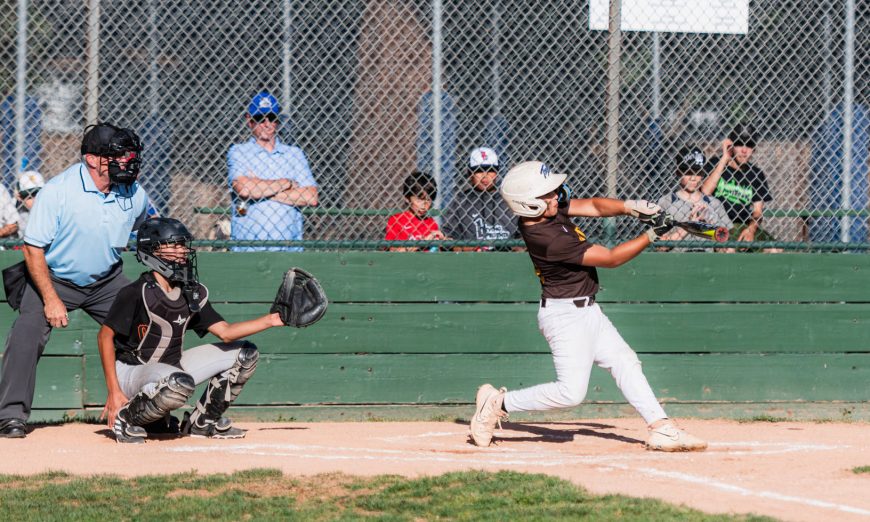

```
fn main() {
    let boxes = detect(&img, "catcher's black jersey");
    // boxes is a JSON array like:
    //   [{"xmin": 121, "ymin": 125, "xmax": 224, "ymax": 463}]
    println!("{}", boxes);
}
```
[
  {"xmin": 104, "ymin": 272, "xmax": 224, "ymax": 367},
  {"xmin": 519, "ymin": 205, "xmax": 600, "ymax": 299}
]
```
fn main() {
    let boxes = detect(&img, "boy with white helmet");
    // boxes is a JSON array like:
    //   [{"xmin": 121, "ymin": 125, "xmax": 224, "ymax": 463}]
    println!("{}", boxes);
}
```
[
  {"xmin": 15, "ymin": 171, "xmax": 45, "ymax": 238},
  {"xmin": 0, "ymin": 184, "xmax": 19, "ymax": 243},
  {"xmin": 471, "ymin": 160, "xmax": 706, "ymax": 452}
]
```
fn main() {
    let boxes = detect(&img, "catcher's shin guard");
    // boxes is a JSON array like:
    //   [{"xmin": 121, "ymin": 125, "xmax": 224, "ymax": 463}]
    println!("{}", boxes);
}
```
[
  {"xmin": 123, "ymin": 372, "xmax": 196, "ymax": 427},
  {"xmin": 114, "ymin": 372, "xmax": 195, "ymax": 443},
  {"xmin": 183, "ymin": 342, "xmax": 259, "ymax": 438}
]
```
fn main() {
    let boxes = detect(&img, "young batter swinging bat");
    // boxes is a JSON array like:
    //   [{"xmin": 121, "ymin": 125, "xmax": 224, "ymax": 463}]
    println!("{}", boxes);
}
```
[{"xmin": 668, "ymin": 218, "xmax": 729, "ymax": 242}]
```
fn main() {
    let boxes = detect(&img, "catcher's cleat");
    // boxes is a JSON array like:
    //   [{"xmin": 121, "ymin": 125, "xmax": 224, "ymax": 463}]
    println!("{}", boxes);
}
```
[
  {"xmin": 646, "ymin": 423, "xmax": 707, "ymax": 452},
  {"xmin": 114, "ymin": 407, "xmax": 147, "ymax": 444},
  {"xmin": 470, "ymin": 383, "xmax": 508, "ymax": 447},
  {"xmin": 181, "ymin": 412, "xmax": 247, "ymax": 439}
]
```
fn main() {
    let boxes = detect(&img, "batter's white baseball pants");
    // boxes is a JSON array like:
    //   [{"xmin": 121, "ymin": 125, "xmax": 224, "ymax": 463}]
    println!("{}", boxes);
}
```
[{"xmin": 503, "ymin": 298, "xmax": 668, "ymax": 425}]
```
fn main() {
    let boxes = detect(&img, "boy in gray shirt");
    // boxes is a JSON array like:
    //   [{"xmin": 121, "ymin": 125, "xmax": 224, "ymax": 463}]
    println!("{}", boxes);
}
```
[
  {"xmin": 442, "ymin": 147, "xmax": 518, "ymax": 251},
  {"xmin": 656, "ymin": 147, "xmax": 731, "ymax": 250}
]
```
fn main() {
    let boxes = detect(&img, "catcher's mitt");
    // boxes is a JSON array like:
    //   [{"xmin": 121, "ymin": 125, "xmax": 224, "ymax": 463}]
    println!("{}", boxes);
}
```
[{"xmin": 270, "ymin": 267, "xmax": 328, "ymax": 327}]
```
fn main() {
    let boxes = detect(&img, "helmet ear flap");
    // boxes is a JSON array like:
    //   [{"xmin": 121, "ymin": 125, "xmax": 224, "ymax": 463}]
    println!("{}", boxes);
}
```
[{"xmin": 524, "ymin": 197, "xmax": 548, "ymax": 217}]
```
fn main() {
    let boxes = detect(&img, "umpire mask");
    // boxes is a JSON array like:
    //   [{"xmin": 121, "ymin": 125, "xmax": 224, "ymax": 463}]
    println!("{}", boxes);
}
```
[
  {"xmin": 82, "ymin": 124, "xmax": 143, "ymax": 186},
  {"xmin": 136, "ymin": 218, "xmax": 201, "ymax": 311}
]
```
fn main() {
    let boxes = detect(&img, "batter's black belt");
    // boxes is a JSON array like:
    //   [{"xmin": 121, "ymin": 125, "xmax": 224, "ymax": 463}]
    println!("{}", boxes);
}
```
[{"xmin": 540, "ymin": 295, "xmax": 596, "ymax": 308}]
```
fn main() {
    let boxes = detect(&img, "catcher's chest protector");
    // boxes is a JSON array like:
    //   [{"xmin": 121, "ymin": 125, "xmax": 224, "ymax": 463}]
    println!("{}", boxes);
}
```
[{"xmin": 136, "ymin": 278, "xmax": 209, "ymax": 366}]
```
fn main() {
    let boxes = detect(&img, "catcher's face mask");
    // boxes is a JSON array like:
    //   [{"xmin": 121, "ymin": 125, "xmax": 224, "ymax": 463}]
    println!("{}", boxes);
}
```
[{"xmin": 146, "ymin": 239, "xmax": 198, "ymax": 285}]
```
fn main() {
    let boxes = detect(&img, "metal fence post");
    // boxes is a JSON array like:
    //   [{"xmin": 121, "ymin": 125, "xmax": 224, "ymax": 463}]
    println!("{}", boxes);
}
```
[
  {"xmin": 431, "ymin": 0, "xmax": 444, "ymax": 212},
  {"xmin": 14, "ymin": 0, "xmax": 28, "ymax": 176},
  {"xmin": 840, "ymin": 0, "xmax": 856, "ymax": 242},
  {"xmin": 85, "ymin": 0, "xmax": 100, "ymax": 125},
  {"xmin": 604, "ymin": 0, "xmax": 623, "ymax": 244}
]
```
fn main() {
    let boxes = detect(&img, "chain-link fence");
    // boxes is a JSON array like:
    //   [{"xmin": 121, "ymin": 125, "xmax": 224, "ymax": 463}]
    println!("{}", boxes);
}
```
[{"xmin": 1, "ymin": 0, "xmax": 868, "ymax": 250}]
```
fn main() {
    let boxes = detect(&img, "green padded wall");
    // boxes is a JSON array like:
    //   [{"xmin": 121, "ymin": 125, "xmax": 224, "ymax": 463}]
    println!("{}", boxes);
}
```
[{"xmin": 0, "ymin": 251, "xmax": 867, "ymax": 420}]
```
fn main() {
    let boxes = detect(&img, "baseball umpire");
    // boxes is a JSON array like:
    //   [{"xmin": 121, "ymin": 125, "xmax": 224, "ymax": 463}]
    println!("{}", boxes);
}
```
[
  {"xmin": 99, "ymin": 217, "xmax": 326, "ymax": 443},
  {"xmin": 0, "ymin": 123, "xmax": 149, "ymax": 438},
  {"xmin": 470, "ymin": 161, "xmax": 707, "ymax": 452}
]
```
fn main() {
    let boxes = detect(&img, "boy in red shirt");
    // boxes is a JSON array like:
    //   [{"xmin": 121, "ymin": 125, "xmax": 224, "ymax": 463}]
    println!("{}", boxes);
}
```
[{"xmin": 385, "ymin": 171, "xmax": 445, "ymax": 252}]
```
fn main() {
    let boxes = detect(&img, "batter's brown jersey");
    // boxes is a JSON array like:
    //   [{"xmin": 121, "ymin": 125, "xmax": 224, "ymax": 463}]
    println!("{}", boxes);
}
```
[{"xmin": 518, "ymin": 205, "xmax": 600, "ymax": 298}]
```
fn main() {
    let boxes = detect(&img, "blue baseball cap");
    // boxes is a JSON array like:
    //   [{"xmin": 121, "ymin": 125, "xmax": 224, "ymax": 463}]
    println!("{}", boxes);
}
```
[{"xmin": 248, "ymin": 92, "xmax": 281, "ymax": 116}]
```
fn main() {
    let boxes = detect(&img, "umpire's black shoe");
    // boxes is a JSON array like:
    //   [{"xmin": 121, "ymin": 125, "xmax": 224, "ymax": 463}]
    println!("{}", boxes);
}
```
[{"xmin": 0, "ymin": 418, "xmax": 27, "ymax": 438}]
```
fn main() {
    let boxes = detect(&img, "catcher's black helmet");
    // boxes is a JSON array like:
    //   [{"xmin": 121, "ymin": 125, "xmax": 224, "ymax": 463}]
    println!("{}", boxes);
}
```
[{"xmin": 135, "ymin": 217, "xmax": 198, "ymax": 286}]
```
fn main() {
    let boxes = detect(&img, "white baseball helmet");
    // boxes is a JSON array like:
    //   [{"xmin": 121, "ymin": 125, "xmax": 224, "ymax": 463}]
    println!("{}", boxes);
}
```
[{"xmin": 499, "ymin": 161, "xmax": 567, "ymax": 217}]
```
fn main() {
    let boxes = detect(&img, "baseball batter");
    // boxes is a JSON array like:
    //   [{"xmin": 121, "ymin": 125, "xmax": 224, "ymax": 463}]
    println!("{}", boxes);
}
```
[{"xmin": 470, "ymin": 161, "xmax": 706, "ymax": 452}]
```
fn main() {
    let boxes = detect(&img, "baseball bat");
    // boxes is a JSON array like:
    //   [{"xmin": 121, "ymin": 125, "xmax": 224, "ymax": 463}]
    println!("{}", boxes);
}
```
[{"xmin": 669, "ymin": 219, "xmax": 729, "ymax": 243}]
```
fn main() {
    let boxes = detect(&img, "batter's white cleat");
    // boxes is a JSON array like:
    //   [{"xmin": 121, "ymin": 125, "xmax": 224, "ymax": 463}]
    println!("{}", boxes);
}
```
[
  {"xmin": 470, "ymin": 384, "xmax": 508, "ymax": 447},
  {"xmin": 646, "ymin": 423, "xmax": 707, "ymax": 452}
]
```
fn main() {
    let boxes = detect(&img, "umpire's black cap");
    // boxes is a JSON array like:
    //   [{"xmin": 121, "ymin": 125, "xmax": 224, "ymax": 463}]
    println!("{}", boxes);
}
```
[{"xmin": 81, "ymin": 123, "xmax": 141, "ymax": 157}]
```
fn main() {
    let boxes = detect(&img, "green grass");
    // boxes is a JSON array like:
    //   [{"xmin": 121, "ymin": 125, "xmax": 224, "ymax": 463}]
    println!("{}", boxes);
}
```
[
  {"xmin": 736, "ymin": 415, "xmax": 791, "ymax": 424},
  {"xmin": 853, "ymin": 466, "xmax": 870, "ymax": 475},
  {"xmin": 0, "ymin": 469, "xmax": 773, "ymax": 521}
]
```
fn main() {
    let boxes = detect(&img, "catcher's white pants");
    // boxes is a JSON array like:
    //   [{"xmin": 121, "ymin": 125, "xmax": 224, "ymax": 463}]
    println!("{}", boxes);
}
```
[
  {"xmin": 503, "ymin": 299, "xmax": 668, "ymax": 425},
  {"xmin": 115, "ymin": 342, "xmax": 247, "ymax": 398}
]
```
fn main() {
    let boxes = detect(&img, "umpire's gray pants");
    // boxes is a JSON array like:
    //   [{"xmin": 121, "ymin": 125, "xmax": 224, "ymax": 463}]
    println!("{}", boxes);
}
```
[{"xmin": 0, "ymin": 265, "xmax": 130, "ymax": 421}]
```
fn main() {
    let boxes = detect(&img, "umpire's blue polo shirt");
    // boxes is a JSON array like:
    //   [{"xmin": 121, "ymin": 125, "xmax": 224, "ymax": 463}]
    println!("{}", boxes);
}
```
[{"xmin": 24, "ymin": 162, "xmax": 148, "ymax": 287}]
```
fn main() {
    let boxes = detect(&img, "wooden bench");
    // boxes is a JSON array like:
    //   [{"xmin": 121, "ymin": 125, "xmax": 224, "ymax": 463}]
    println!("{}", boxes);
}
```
[{"xmin": 1, "ymin": 251, "xmax": 867, "ymax": 421}]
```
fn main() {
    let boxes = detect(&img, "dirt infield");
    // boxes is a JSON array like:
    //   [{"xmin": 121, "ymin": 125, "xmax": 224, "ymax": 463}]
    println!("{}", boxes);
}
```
[{"xmin": 1, "ymin": 418, "xmax": 868, "ymax": 521}]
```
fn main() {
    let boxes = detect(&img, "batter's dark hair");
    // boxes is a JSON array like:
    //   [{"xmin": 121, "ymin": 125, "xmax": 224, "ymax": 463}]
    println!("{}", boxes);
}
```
[{"xmin": 402, "ymin": 171, "xmax": 438, "ymax": 200}]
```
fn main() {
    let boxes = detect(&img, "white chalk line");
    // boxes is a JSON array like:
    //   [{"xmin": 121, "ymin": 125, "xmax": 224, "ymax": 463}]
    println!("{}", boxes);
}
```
[
  {"xmin": 371, "ymin": 431, "xmax": 462, "ymax": 442},
  {"xmin": 166, "ymin": 438, "xmax": 869, "ymax": 518},
  {"xmin": 603, "ymin": 463, "xmax": 870, "ymax": 517},
  {"xmin": 709, "ymin": 441, "xmax": 851, "ymax": 456},
  {"xmin": 167, "ymin": 442, "xmax": 594, "ymax": 467}
]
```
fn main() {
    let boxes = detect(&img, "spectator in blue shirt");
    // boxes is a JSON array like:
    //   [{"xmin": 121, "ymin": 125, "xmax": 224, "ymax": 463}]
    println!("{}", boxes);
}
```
[
  {"xmin": 227, "ymin": 92, "xmax": 318, "ymax": 251},
  {"xmin": 0, "ymin": 123, "xmax": 149, "ymax": 438}
]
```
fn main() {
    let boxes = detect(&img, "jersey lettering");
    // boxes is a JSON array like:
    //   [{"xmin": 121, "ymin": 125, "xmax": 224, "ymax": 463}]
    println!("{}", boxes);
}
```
[{"xmin": 715, "ymin": 178, "xmax": 754, "ymax": 205}]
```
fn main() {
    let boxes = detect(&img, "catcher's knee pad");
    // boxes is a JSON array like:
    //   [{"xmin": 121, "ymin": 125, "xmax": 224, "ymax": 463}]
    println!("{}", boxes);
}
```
[
  {"xmin": 234, "ymin": 341, "xmax": 259, "ymax": 385},
  {"xmin": 125, "ymin": 372, "xmax": 195, "ymax": 426}
]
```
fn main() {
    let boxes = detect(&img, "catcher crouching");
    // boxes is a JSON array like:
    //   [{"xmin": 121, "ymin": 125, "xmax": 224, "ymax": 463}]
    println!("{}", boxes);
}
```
[{"xmin": 97, "ymin": 217, "xmax": 327, "ymax": 443}]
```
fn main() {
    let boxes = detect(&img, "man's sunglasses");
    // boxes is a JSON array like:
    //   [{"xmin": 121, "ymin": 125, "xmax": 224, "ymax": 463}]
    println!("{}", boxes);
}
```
[
  {"xmin": 19, "ymin": 188, "xmax": 40, "ymax": 199},
  {"xmin": 732, "ymin": 140, "xmax": 755, "ymax": 148},
  {"xmin": 251, "ymin": 113, "xmax": 279, "ymax": 123}
]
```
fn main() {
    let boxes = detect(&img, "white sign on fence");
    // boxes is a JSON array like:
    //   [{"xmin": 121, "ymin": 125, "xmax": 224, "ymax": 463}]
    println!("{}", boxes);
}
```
[{"xmin": 589, "ymin": 0, "xmax": 749, "ymax": 34}]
